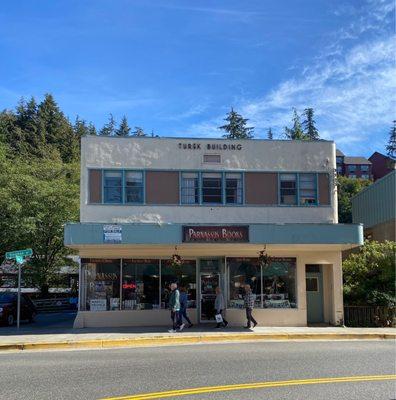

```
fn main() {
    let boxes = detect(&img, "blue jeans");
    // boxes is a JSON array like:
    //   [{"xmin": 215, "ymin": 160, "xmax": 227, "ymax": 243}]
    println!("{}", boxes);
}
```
[{"xmin": 178, "ymin": 308, "xmax": 192, "ymax": 325}]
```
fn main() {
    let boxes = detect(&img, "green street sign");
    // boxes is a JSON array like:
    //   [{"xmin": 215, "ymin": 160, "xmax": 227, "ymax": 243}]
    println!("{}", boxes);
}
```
[{"xmin": 5, "ymin": 248, "xmax": 33, "ymax": 260}]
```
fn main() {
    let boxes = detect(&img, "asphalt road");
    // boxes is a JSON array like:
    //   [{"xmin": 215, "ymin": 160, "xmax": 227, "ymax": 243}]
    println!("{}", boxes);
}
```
[{"xmin": 0, "ymin": 341, "xmax": 395, "ymax": 400}]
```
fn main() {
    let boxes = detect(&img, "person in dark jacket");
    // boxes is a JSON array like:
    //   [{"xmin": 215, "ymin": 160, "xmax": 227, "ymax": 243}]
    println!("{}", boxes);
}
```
[
  {"xmin": 243, "ymin": 284, "xmax": 258, "ymax": 329},
  {"xmin": 168, "ymin": 283, "xmax": 180, "ymax": 333},
  {"xmin": 214, "ymin": 287, "xmax": 228, "ymax": 328},
  {"xmin": 178, "ymin": 286, "xmax": 193, "ymax": 330}
]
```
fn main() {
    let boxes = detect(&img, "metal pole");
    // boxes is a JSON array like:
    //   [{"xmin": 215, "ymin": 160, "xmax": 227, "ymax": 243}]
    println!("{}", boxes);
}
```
[{"xmin": 17, "ymin": 261, "xmax": 21, "ymax": 330}]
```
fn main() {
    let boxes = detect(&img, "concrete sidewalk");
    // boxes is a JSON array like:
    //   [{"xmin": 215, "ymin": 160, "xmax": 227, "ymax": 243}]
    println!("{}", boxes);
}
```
[{"xmin": 0, "ymin": 326, "xmax": 395, "ymax": 351}]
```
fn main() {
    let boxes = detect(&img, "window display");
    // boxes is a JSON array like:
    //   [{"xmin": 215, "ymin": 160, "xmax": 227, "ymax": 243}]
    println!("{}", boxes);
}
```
[
  {"xmin": 122, "ymin": 259, "xmax": 160, "ymax": 310},
  {"xmin": 82, "ymin": 259, "xmax": 120, "ymax": 311},
  {"xmin": 161, "ymin": 260, "xmax": 196, "ymax": 309},
  {"xmin": 228, "ymin": 257, "xmax": 297, "ymax": 309}
]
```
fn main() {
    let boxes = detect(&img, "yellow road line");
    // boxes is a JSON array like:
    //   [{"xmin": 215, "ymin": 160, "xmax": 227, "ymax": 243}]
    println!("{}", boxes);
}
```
[{"xmin": 100, "ymin": 374, "xmax": 396, "ymax": 400}]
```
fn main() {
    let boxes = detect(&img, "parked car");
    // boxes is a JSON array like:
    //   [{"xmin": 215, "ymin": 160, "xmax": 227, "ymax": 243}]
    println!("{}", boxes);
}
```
[{"xmin": 0, "ymin": 293, "xmax": 37, "ymax": 326}]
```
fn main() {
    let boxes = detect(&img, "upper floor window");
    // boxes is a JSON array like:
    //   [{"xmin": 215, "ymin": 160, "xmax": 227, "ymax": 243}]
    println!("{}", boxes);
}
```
[
  {"xmin": 348, "ymin": 165, "xmax": 356, "ymax": 172},
  {"xmin": 226, "ymin": 173, "xmax": 243, "ymax": 204},
  {"xmin": 125, "ymin": 171, "xmax": 143, "ymax": 203},
  {"xmin": 104, "ymin": 170, "xmax": 123, "ymax": 203},
  {"xmin": 360, "ymin": 165, "xmax": 369, "ymax": 172},
  {"xmin": 202, "ymin": 173, "xmax": 222, "ymax": 204},
  {"xmin": 181, "ymin": 173, "xmax": 199, "ymax": 204},
  {"xmin": 336, "ymin": 156, "xmax": 343, "ymax": 164},
  {"xmin": 280, "ymin": 174, "xmax": 297, "ymax": 205},
  {"xmin": 299, "ymin": 174, "xmax": 317, "ymax": 205}
]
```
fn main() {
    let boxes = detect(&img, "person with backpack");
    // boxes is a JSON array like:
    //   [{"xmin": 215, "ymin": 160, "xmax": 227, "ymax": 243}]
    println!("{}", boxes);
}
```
[
  {"xmin": 178, "ymin": 286, "xmax": 193, "ymax": 330},
  {"xmin": 243, "ymin": 284, "xmax": 258, "ymax": 329},
  {"xmin": 168, "ymin": 282, "xmax": 180, "ymax": 333}
]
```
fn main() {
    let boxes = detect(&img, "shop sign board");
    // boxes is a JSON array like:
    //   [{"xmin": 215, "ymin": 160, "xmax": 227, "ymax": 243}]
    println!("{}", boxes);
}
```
[
  {"xmin": 103, "ymin": 225, "xmax": 122, "ymax": 244},
  {"xmin": 90, "ymin": 299, "xmax": 107, "ymax": 311},
  {"xmin": 182, "ymin": 226, "xmax": 249, "ymax": 243}
]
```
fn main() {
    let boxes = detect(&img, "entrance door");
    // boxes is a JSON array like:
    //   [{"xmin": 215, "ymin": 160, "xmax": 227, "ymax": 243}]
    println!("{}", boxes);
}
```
[
  {"xmin": 306, "ymin": 265, "xmax": 324, "ymax": 324},
  {"xmin": 200, "ymin": 272, "xmax": 220, "ymax": 322}
]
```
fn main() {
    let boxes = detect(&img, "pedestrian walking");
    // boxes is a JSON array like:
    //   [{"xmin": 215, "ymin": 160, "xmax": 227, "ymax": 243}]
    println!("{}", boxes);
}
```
[
  {"xmin": 243, "ymin": 284, "xmax": 257, "ymax": 329},
  {"xmin": 214, "ymin": 287, "xmax": 228, "ymax": 328},
  {"xmin": 178, "ymin": 286, "xmax": 193, "ymax": 330},
  {"xmin": 168, "ymin": 283, "xmax": 180, "ymax": 333}
]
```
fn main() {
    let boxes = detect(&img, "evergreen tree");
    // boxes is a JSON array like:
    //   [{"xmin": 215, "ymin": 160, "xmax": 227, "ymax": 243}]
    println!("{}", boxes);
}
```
[
  {"xmin": 73, "ymin": 116, "xmax": 90, "ymax": 139},
  {"xmin": 88, "ymin": 122, "xmax": 97, "ymax": 135},
  {"xmin": 219, "ymin": 108, "xmax": 254, "ymax": 139},
  {"xmin": 37, "ymin": 94, "xmax": 78, "ymax": 162},
  {"xmin": 132, "ymin": 126, "xmax": 147, "ymax": 137},
  {"xmin": 99, "ymin": 114, "xmax": 116, "ymax": 136},
  {"xmin": 284, "ymin": 109, "xmax": 307, "ymax": 140},
  {"xmin": 386, "ymin": 120, "xmax": 396, "ymax": 158},
  {"xmin": 302, "ymin": 108, "xmax": 320, "ymax": 140},
  {"xmin": 115, "ymin": 116, "xmax": 131, "ymax": 136},
  {"xmin": 267, "ymin": 128, "xmax": 273, "ymax": 140}
]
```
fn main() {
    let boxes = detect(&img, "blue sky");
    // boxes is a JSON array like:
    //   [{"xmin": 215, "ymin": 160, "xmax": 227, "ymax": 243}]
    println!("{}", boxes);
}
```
[{"xmin": 0, "ymin": 0, "xmax": 394, "ymax": 156}]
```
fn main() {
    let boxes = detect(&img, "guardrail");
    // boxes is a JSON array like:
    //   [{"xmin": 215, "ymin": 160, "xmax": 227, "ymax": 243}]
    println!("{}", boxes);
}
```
[
  {"xmin": 344, "ymin": 305, "xmax": 396, "ymax": 327},
  {"xmin": 33, "ymin": 298, "xmax": 77, "ymax": 313}
]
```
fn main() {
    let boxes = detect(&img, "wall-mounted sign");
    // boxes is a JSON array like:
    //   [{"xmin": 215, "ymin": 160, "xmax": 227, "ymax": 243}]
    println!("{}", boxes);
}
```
[
  {"xmin": 103, "ymin": 225, "xmax": 122, "ymax": 244},
  {"xmin": 178, "ymin": 142, "xmax": 242, "ymax": 151},
  {"xmin": 182, "ymin": 226, "xmax": 249, "ymax": 243}
]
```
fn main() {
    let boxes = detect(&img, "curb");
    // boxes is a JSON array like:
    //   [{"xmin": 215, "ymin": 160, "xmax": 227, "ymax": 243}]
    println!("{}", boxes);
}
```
[{"xmin": 1, "ymin": 332, "xmax": 395, "ymax": 352}]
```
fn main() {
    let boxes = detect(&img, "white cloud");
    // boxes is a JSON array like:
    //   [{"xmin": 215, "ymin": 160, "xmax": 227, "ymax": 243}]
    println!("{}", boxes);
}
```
[{"xmin": 185, "ymin": 0, "xmax": 395, "ymax": 154}]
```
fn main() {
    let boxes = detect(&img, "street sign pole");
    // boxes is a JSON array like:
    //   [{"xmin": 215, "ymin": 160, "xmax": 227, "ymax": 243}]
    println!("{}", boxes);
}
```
[
  {"xmin": 4, "ymin": 249, "xmax": 32, "ymax": 330},
  {"xmin": 15, "ymin": 255, "xmax": 24, "ymax": 330}
]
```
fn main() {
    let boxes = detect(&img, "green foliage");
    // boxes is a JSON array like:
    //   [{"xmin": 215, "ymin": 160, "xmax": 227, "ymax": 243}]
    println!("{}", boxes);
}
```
[
  {"xmin": 219, "ymin": 108, "xmax": 254, "ymax": 139},
  {"xmin": 386, "ymin": 120, "xmax": 396, "ymax": 158},
  {"xmin": 0, "ymin": 154, "xmax": 79, "ymax": 294},
  {"xmin": 284, "ymin": 108, "xmax": 308, "ymax": 140},
  {"xmin": 0, "ymin": 94, "xmax": 84, "ymax": 295},
  {"xmin": 343, "ymin": 240, "xmax": 396, "ymax": 306},
  {"xmin": 99, "ymin": 114, "xmax": 116, "ymax": 136},
  {"xmin": 302, "ymin": 108, "xmax": 320, "ymax": 140},
  {"xmin": 132, "ymin": 126, "xmax": 147, "ymax": 137},
  {"xmin": 115, "ymin": 116, "xmax": 131, "ymax": 136},
  {"xmin": 337, "ymin": 175, "xmax": 371, "ymax": 223}
]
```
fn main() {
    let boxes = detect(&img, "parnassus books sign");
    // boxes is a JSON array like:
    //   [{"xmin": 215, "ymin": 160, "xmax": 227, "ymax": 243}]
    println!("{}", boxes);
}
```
[{"xmin": 182, "ymin": 226, "xmax": 249, "ymax": 243}]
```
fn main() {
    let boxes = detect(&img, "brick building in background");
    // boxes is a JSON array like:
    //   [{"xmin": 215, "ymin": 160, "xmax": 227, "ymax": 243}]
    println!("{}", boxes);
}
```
[
  {"xmin": 368, "ymin": 151, "xmax": 396, "ymax": 181},
  {"xmin": 336, "ymin": 149, "xmax": 372, "ymax": 180}
]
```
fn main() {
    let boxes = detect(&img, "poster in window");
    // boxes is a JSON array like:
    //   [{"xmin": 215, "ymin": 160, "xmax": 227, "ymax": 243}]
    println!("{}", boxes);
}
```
[{"xmin": 103, "ymin": 225, "xmax": 122, "ymax": 244}]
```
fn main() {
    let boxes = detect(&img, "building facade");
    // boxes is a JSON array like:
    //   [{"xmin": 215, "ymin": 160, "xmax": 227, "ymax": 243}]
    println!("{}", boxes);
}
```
[
  {"xmin": 64, "ymin": 136, "xmax": 363, "ymax": 328},
  {"xmin": 368, "ymin": 151, "xmax": 396, "ymax": 181},
  {"xmin": 336, "ymin": 149, "xmax": 372, "ymax": 180},
  {"xmin": 352, "ymin": 170, "xmax": 396, "ymax": 242}
]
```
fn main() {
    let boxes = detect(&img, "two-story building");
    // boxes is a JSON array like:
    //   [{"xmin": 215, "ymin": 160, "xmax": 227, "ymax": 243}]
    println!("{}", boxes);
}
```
[
  {"xmin": 64, "ymin": 136, "xmax": 363, "ymax": 328},
  {"xmin": 336, "ymin": 149, "xmax": 372, "ymax": 180}
]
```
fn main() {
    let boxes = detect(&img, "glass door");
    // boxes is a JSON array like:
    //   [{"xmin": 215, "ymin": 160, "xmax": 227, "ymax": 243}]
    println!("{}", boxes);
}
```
[
  {"xmin": 199, "ymin": 259, "xmax": 221, "ymax": 322},
  {"xmin": 200, "ymin": 272, "xmax": 220, "ymax": 322}
]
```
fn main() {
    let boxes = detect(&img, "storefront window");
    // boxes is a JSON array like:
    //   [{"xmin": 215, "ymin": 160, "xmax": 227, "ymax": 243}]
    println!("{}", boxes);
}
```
[
  {"xmin": 228, "ymin": 257, "xmax": 297, "ymax": 309},
  {"xmin": 82, "ymin": 259, "xmax": 120, "ymax": 311},
  {"xmin": 262, "ymin": 258, "xmax": 297, "ymax": 308},
  {"xmin": 161, "ymin": 260, "xmax": 197, "ymax": 309},
  {"xmin": 228, "ymin": 258, "xmax": 261, "ymax": 309},
  {"xmin": 122, "ymin": 259, "xmax": 160, "ymax": 310}
]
